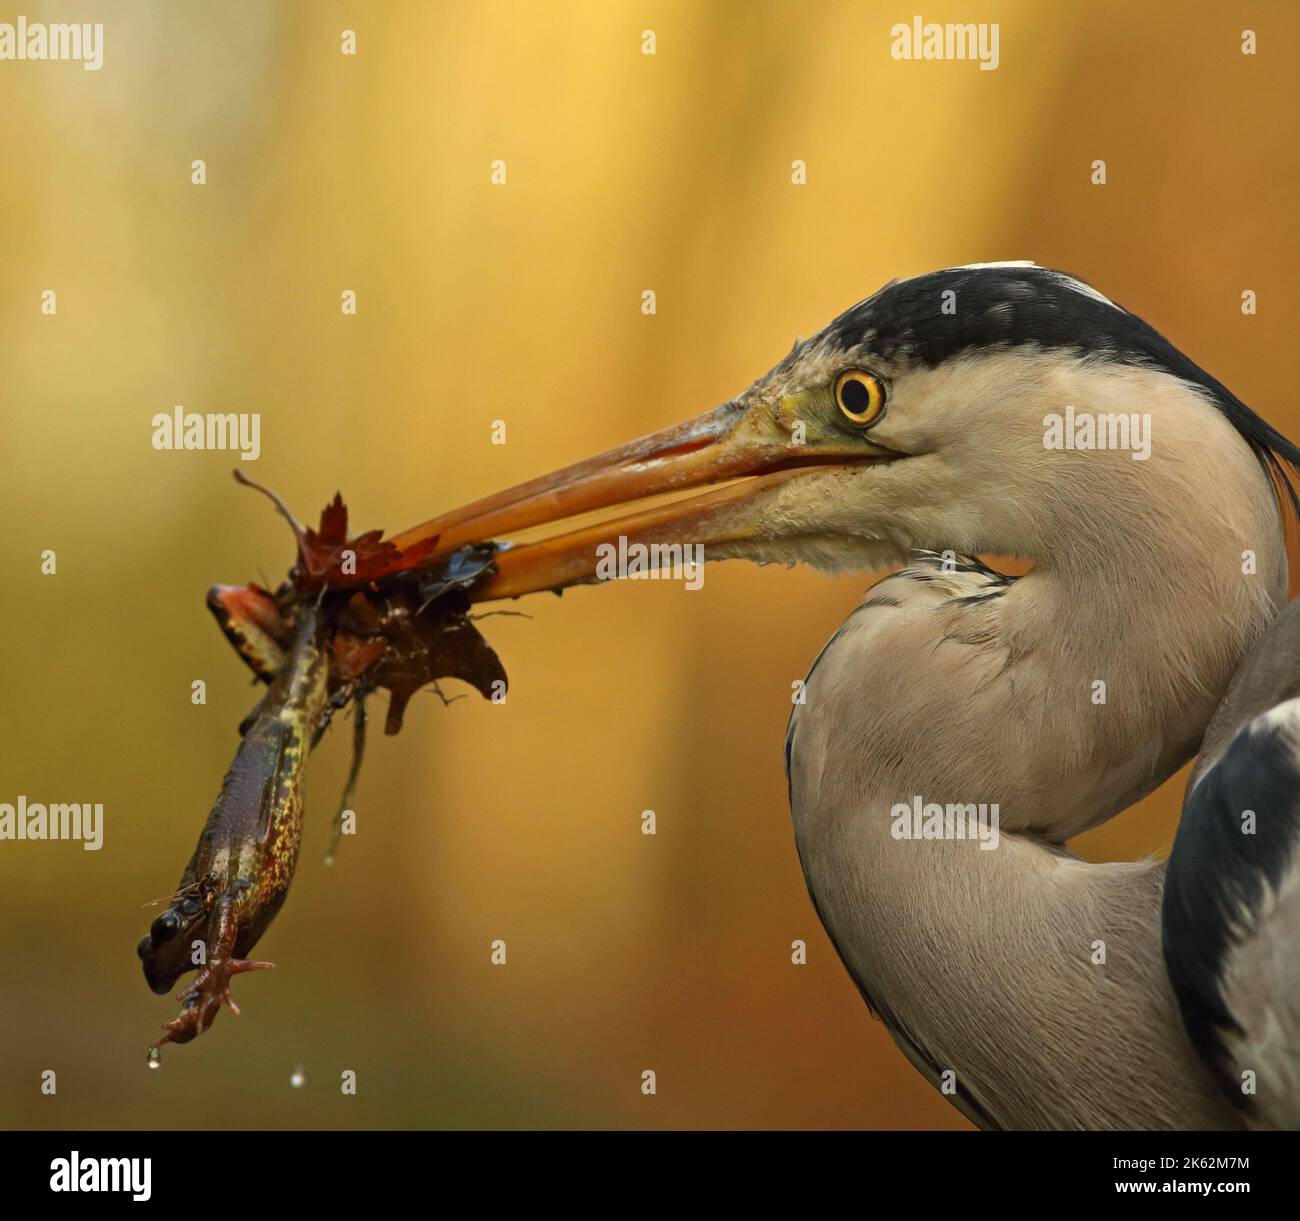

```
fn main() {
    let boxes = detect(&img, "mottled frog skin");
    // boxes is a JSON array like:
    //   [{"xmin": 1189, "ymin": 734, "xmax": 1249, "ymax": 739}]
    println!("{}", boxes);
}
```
[
  {"xmin": 136, "ymin": 483, "xmax": 507, "ymax": 1057},
  {"xmin": 138, "ymin": 605, "xmax": 328, "ymax": 1050}
]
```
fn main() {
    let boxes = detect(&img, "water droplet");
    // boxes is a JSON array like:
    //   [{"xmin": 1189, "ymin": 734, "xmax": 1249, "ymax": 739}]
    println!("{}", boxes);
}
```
[
  {"xmin": 323, "ymin": 853, "xmax": 335, "ymax": 867},
  {"xmin": 147, "ymin": 1047, "xmax": 161, "ymax": 1070},
  {"xmin": 290, "ymin": 1066, "xmax": 305, "ymax": 1088}
]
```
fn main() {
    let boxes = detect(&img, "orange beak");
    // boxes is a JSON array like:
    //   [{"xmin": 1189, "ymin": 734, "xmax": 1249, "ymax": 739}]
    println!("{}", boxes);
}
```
[{"xmin": 392, "ymin": 400, "xmax": 895, "ymax": 601}]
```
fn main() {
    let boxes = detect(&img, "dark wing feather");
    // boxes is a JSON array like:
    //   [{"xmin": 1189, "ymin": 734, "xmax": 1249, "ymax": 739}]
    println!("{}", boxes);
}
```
[{"xmin": 1163, "ymin": 598, "xmax": 1300, "ymax": 1127}]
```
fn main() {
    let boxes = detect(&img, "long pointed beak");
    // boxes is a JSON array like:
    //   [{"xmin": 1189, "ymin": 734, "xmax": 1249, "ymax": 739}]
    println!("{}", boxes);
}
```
[{"xmin": 393, "ymin": 401, "xmax": 893, "ymax": 600}]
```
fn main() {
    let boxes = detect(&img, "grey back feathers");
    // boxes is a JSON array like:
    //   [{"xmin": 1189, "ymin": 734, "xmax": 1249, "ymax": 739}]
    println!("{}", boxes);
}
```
[{"xmin": 1163, "ymin": 599, "xmax": 1300, "ymax": 1127}]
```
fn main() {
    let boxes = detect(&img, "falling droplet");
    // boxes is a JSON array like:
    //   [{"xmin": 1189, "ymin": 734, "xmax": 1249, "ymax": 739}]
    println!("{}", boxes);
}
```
[
  {"xmin": 323, "ymin": 853, "xmax": 335, "ymax": 867},
  {"xmin": 290, "ymin": 1065, "xmax": 305, "ymax": 1088},
  {"xmin": 147, "ymin": 1047, "xmax": 162, "ymax": 1070}
]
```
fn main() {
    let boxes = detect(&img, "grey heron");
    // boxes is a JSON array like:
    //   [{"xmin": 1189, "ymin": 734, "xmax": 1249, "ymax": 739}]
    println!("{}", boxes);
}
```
[{"xmin": 408, "ymin": 262, "xmax": 1300, "ymax": 1129}]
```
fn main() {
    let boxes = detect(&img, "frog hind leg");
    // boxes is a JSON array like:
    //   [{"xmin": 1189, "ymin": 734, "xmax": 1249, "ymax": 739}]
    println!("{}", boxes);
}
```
[{"xmin": 207, "ymin": 584, "xmax": 293, "ymax": 682}]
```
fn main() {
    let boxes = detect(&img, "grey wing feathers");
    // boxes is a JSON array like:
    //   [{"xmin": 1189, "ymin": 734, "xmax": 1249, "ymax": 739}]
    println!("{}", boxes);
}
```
[{"xmin": 1163, "ymin": 599, "xmax": 1300, "ymax": 1128}]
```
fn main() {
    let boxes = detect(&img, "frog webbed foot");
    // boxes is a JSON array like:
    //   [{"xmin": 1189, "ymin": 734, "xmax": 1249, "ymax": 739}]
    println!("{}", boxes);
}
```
[{"xmin": 150, "ymin": 954, "xmax": 275, "ymax": 1051}]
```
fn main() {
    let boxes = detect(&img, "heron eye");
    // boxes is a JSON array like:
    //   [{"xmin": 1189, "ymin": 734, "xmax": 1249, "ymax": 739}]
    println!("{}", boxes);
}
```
[{"xmin": 835, "ymin": 370, "xmax": 886, "ymax": 426}]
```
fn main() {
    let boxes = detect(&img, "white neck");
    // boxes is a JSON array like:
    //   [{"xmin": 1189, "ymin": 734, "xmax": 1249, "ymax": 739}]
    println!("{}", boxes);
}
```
[{"xmin": 786, "ymin": 380, "xmax": 1285, "ymax": 1128}]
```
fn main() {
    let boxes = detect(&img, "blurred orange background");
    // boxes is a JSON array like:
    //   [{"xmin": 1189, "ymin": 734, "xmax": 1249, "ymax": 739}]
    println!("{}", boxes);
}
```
[{"xmin": 1, "ymin": 0, "xmax": 1297, "ymax": 1129}]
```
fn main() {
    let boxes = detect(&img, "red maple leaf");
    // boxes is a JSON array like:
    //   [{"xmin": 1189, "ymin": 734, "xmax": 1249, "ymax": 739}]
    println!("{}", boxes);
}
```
[{"xmin": 234, "ymin": 471, "xmax": 441, "ymax": 590}]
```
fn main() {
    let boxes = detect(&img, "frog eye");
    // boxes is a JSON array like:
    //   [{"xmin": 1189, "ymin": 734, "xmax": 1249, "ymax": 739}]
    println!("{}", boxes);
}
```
[
  {"xmin": 150, "ymin": 911, "xmax": 181, "ymax": 943},
  {"xmin": 834, "ymin": 369, "xmax": 887, "ymax": 426}
]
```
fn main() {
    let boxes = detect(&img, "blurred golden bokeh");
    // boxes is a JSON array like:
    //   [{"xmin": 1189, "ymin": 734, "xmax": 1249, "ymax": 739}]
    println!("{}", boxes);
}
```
[{"xmin": 1, "ymin": 0, "xmax": 1297, "ymax": 1129}]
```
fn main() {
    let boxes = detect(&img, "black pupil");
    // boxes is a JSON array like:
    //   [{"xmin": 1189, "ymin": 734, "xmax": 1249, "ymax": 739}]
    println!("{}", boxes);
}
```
[
  {"xmin": 841, "ymin": 377, "xmax": 873, "ymax": 416},
  {"xmin": 151, "ymin": 912, "xmax": 181, "ymax": 943}
]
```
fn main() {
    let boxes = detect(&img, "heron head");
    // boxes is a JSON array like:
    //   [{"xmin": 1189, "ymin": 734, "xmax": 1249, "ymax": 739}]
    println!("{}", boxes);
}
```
[{"xmin": 404, "ymin": 263, "xmax": 1296, "ymax": 597}]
